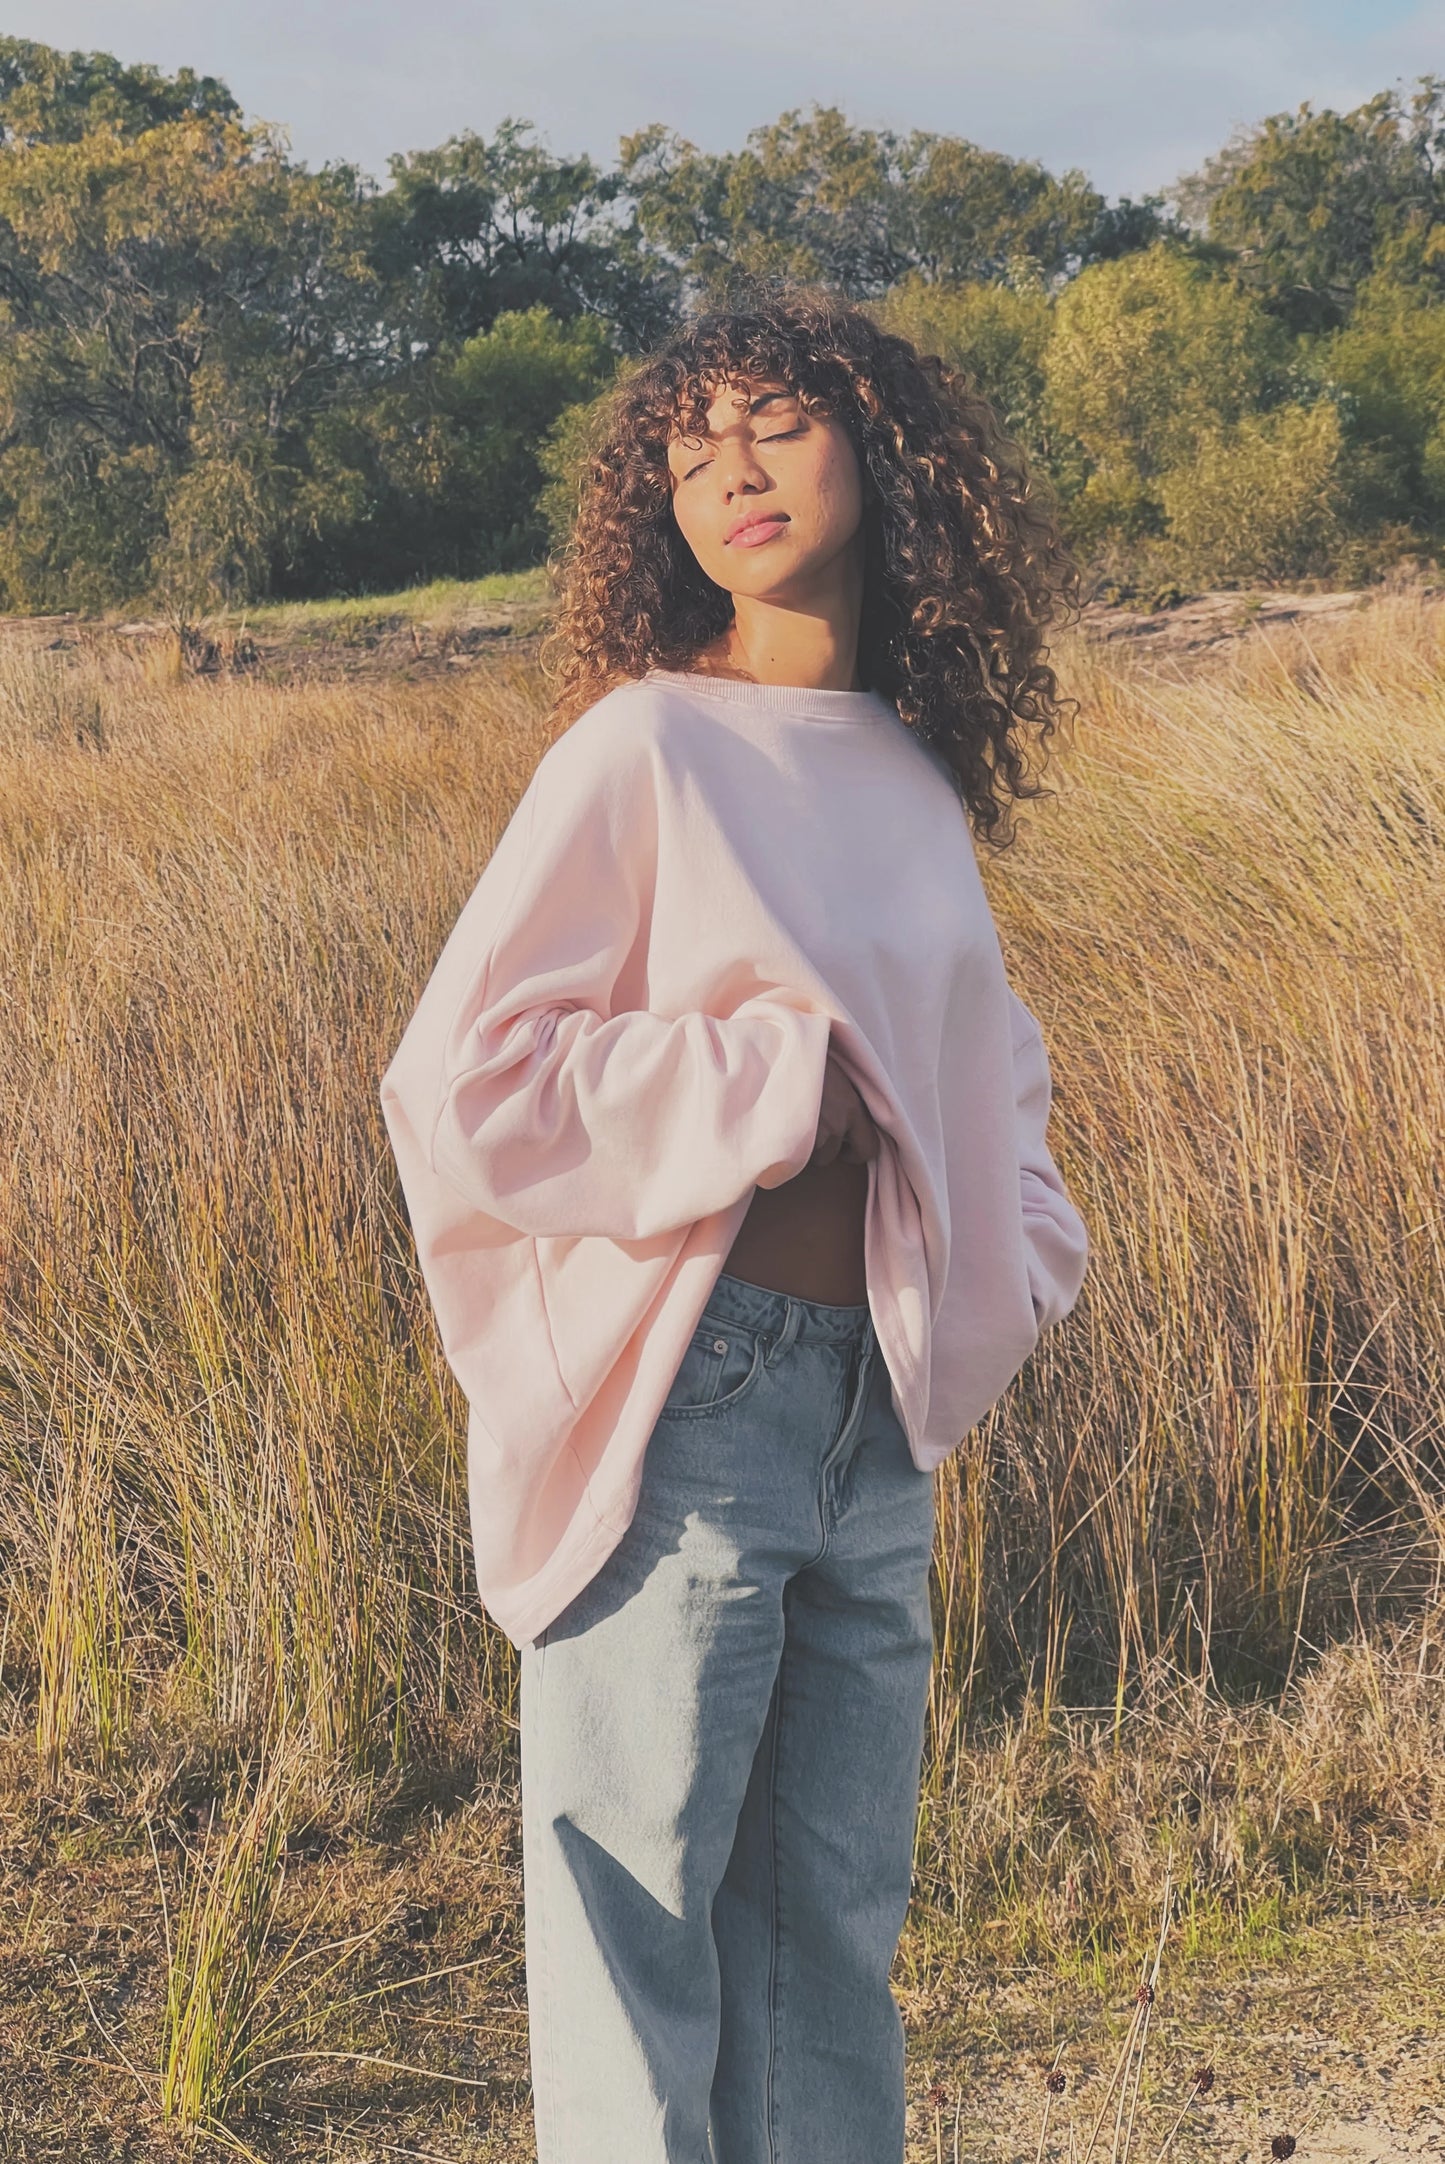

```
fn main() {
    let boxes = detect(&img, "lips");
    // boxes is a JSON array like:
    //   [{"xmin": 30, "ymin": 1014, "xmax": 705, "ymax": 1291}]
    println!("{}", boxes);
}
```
[{"xmin": 725, "ymin": 512, "xmax": 791, "ymax": 547}]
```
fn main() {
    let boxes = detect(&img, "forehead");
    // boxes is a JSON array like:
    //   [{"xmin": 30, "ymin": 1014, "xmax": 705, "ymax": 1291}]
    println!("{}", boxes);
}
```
[{"xmin": 667, "ymin": 377, "xmax": 799, "ymax": 443}]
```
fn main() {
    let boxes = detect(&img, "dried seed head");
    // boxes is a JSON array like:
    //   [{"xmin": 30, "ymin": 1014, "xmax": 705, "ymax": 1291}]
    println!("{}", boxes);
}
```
[
  {"xmin": 1045, "ymin": 2069, "xmax": 1068, "ymax": 2095},
  {"xmin": 926, "ymin": 2082, "xmax": 948, "ymax": 2109},
  {"xmin": 1271, "ymin": 2136, "xmax": 1297, "ymax": 2160},
  {"xmin": 1136, "ymin": 1982, "xmax": 1156, "ymax": 2006},
  {"xmin": 1192, "ymin": 2065, "xmax": 1215, "ymax": 2094}
]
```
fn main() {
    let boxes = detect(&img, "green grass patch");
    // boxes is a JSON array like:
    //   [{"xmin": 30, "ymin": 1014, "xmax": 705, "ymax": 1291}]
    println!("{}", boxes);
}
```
[{"xmin": 230, "ymin": 568, "xmax": 552, "ymax": 638}]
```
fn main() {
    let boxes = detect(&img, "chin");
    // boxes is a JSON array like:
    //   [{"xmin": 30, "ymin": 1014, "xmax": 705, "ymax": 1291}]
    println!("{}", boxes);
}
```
[{"xmin": 726, "ymin": 551, "xmax": 826, "ymax": 600}]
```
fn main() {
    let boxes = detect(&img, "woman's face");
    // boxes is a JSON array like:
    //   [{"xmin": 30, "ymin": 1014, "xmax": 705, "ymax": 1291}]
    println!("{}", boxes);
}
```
[{"xmin": 664, "ymin": 377, "xmax": 865, "ymax": 601}]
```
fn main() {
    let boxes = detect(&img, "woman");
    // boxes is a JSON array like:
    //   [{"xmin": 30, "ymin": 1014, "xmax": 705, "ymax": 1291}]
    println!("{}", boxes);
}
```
[{"xmin": 380, "ymin": 281, "xmax": 1090, "ymax": 2164}]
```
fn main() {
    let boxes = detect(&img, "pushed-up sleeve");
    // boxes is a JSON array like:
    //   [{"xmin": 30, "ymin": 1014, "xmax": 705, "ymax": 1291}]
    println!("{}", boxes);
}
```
[
  {"xmin": 1007, "ymin": 984, "xmax": 1090, "ymax": 1332},
  {"xmin": 382, "ymin": 716, "xmax": 834, "ymax": 1245}
]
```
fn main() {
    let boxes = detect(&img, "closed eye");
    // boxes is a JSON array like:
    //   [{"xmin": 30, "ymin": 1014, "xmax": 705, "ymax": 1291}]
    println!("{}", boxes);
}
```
[{"xmin": 680, "ymin": 425, "xmax": 805, "ymax": 481}]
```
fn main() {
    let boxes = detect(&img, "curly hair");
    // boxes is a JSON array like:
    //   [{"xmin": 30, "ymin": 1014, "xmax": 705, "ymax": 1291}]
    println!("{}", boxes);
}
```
[{"xmin": 539, "ymin": 278, "xmax": 1082, "ymax": 852}]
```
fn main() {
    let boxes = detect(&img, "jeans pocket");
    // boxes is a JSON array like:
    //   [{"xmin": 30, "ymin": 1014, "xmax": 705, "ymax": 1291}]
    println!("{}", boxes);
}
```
[{"xmin": 656, "ymin": 1315, "xmax": 765, "ymax": 1420}]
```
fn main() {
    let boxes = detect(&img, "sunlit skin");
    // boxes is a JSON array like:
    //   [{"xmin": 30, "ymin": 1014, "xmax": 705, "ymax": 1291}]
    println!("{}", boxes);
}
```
[
  {"xmin": 665, "ymin": 379, "xmax": 867, "ymax": 693},
  {"xmin": 665, "ymin": 379, "xmax": 880, "ymax": 1305}
]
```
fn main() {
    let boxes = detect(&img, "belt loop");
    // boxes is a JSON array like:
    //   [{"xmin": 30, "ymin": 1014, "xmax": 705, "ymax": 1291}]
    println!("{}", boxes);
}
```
[{"xmin": 765, "ymin": 1295, "xmax": 803, "ymax": 1366}]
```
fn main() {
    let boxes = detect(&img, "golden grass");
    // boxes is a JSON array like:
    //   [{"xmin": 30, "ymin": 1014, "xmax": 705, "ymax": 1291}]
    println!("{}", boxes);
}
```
[
  {"xmin": 985, "ymin": 603, "xmax": 1445, "ymax": 1707},
  {"xmin": 1, "ymin": 598, "xmax": 1442, "ymax": 2152}
]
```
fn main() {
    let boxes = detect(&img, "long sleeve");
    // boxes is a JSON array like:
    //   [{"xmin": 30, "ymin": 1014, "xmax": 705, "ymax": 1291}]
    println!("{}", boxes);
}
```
[
  {"xmin": 1007, "ymin": 985, "xmax": 1090, "ymax": 1332},
  {"xmin": 374, "ymin": 671, "xmax": 1098, "ymax": 1642},
  {"xmin": 381, "ymin": 713, "xmax": 834, "ymax": 1247}
]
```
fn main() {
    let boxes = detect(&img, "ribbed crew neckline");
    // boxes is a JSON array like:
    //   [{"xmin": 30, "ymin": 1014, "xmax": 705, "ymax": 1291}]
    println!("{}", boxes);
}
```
[{"xmin": 644, "ymin": 667, "xmax": 893, "ymax": 726}]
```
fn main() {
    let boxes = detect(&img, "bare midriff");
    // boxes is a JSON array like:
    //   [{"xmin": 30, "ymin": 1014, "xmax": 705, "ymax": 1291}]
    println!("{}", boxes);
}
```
[{"xmin": 721, "ymin": 1155, "xmax": 870, "ymax": 1308}]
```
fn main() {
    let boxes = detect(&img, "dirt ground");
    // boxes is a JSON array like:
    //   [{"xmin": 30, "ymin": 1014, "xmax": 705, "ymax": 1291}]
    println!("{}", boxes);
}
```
[
  {"xmin": 8, "ymin": 574, "xmax": 1443, "ymax": 687},
  {"xmin": 898, "ymin": 1905, "xmax": 1445, "ymax": 2164},
  {"xmin": 1075, "ymin": 583, "xmax": 1409, "ymax": 662},
  {"xmin": 0, "ymin": 589, "xmax": 553, "ymax": 684},
  {"xmin": 3, "ymin": 1790, "xmax": 1440, "ymax": 2163}
]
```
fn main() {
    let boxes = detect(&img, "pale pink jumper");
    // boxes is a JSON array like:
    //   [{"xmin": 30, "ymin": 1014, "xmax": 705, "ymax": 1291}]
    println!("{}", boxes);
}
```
[{"xmin": 380, "ymin": 670, "xmax": 1090, "ymax": 1647}]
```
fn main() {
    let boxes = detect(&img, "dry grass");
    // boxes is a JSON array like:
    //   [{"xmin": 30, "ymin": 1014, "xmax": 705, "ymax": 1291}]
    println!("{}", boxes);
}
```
[{"xmin": 0, "ymin": 598, "xmax": 1442, "ymax": 2157}]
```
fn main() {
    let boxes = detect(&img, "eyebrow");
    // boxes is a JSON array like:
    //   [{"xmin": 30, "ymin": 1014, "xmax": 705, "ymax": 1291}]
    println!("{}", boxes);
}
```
[{"xmin": 671, "ymin": 387, "xmax": 797, "ymax": 451}]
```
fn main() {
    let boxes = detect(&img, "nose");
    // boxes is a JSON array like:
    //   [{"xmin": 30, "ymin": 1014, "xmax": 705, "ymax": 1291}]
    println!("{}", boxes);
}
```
[{"xmin": 718, "ymin": 440, "xmax": 769, "ymax": 501}]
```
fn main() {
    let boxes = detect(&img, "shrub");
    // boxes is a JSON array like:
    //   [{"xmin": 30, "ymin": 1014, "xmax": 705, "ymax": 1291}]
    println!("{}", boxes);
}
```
[
  {"xmin": 1042, "ymin": 241, "xmax": 1290, "ymax": 489},
  {"xmin": 535, "ymin": 370, "xmax": 628, "ymax": 561},
  {"xmin": 1158, "ymin": 398, "xmax": 1348, "ymax": 584},
  {"xmin": 870, "ymin": 273, "xmax": 1055, "ymax": 464},
  {"xmin": 286, "ymin": 307, "xmax": 617, "ymax": 594},
  {"xmin": 1319, "ymin": 271, "xmax": 1445, "ymax": 525}
]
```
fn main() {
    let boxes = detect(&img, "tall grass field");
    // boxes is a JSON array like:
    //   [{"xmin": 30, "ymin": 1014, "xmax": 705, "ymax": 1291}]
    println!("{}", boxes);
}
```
[{"xmin": 1, "ymin": 597, "xmax": 1442, "ymax": 2160}]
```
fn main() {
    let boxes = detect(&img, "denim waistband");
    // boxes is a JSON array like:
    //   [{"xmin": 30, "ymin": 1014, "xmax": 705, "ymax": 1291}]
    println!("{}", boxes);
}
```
[{"xmin": 703, "ymin": 1267, "xmax": 874, "ymax": 1346}]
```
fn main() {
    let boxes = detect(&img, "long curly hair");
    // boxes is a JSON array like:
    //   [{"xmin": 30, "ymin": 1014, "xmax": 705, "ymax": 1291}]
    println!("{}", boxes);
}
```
[{"xmin": 539, "ymin": 278, "xmax": 1081, "ymax": 852}]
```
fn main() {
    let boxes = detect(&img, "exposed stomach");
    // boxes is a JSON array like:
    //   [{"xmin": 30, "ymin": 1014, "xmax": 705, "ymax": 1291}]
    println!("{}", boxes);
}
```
[{"xmin": 721, "ymin": 1154, "xmax": 871, "ymax": 1307}]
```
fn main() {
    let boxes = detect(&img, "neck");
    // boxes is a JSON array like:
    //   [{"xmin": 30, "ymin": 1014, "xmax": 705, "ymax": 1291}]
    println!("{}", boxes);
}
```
[{"xmin": 708, "ymin": 532, "xmax": 865, "ymax": 692}]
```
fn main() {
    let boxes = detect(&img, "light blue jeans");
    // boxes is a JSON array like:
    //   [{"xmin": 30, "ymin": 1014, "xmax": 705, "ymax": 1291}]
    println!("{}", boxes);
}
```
[{"xmin": 518, "ymin": 1269, "xmax": 938, "ymax": 2164}]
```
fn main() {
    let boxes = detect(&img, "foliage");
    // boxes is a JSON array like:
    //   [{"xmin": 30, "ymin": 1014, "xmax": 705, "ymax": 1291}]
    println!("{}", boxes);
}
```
[
  {"xmin": 0, "ymin": 32, "xmax": 236, "ymax": 145},
  {"xmin": 1040, "ymin": 241, "xmax": 1294, "ymax": 544},
  {"xmin": 288, "ymin": 307, "xmax": 616, "ymax": 594},
  {"xmin": 1043, "ymin": 241, "xmax": 1292, "ymax": 479},
  {"xmin": 1316, "ymin": 268, "xmax": 1445, "ymax": 527},
  {"xmin": 368, "ymin": 118, "xmax": 678, "ymax": 356},
  {"xmin": 0, "ymin": 35, "xmax": 1444, "ymax": 606},
  {"xmin": 617, "ymin": 104, "xmax": 1128, "ymax": 301},
  {"xmin": 870, "ymin": 272, "xmax": 1056, "ymax": 465},
  {"xmin": 0, "ymin": 96, "xmax": 378, "ymax": 611},
  {"xmin": 1173, "ymin": 75, "xmax": 1445, "ymax": 333},
  {"xmin": 535, "ymin": 370, "xmax": 631, "ymax": 559},
  {"xmin": 1157, "ymin": 399, "xmax": 1349, "ymax": 584}
]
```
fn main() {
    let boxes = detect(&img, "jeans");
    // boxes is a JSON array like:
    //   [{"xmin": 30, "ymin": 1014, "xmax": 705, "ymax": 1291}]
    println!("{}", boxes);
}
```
[{"xmin": 518, "ymin": 1268, "xmax": 938, "ymax": 2164}]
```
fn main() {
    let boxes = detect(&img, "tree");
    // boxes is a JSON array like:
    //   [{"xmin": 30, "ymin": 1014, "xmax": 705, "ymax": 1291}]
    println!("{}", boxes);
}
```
[
  {"xmin": 1040, "ymin": 241, "xmax": 1292, "ymax": 542},
  {"xmin": 617, "ymin": 105, "xmax": 1136, "ymax": 304},
  {"xmin": 1314, "ymin": 269, "xmax": 1445, "ymax": 527},
  {"xmin": 1172, "ymin": 76, "xmax": 1445, "ymax": 333},
  {"xmin": 888, "ymin": 128, "xmax": 1114, "ymax": 288},
  {"xmin": 369, "ymin": 120, "xmax": 678, "ymax": 358},
  {"xmin": 0, "ymin": 33, "xmax": 236, "ymax": 146},
  {"xmin": 870, "ymin": 274, "xmax": 1056, "ymax": 468},
  {"xmin": 4, "ymin": 33, "xmax": 1441, "ymax": 608},
  {"xmin": 291, "ymin": 307, "xmax": 617, "ymax": 592},
  {"xmin": 1158, "ymin": 401, "xmax": 1348, "ymax": 583},
  {"xmin": 535, "ymin": 380, "xmax": 620, "ymax": 560},
  {"xmin": 0, "ymin": 97, "xmax": 379, "ymax": 609}
]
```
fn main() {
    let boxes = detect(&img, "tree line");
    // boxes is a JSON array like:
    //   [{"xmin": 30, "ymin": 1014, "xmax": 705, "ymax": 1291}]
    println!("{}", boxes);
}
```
[{"xmin": 2, "ymin": 34, "xmax": 1444, "ymax": 613}]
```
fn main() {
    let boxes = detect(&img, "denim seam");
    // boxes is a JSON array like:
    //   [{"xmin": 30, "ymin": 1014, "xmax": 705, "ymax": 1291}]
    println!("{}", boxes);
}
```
[
  {"xmin": 832, "ymin": 1347, "xmax": 877, "ymax": 1523},
  {"xmin": 654, "ymin": 1330, "xmax": 765, "ymax": 1421},
  {"xmin": 805, "ymin": 1338, "xmax": 872, "ymax": 1567},
  {"xmin": 534, "ymin": 1637, "xmax": 560, "ymax": 2163},
  {"xmin": 762, "ymin": 1297, "xmax": 802, "ymax": 1368},
  {"xmin": 764, "ymin": 1628, "xmax": 788, "ymax": 2164}
]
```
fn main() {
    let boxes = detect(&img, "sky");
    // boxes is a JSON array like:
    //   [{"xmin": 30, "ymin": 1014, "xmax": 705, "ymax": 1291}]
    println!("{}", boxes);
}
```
[{"xmin": 10, "ymin": 1, "xmax": 1443, "ymax": 203}]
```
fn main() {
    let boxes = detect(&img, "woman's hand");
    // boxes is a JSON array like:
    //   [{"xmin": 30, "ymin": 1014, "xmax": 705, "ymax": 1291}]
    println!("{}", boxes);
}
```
[{"xmin": 809, "ymin": 1049, "xmax": 882, "ymax": 1168}]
